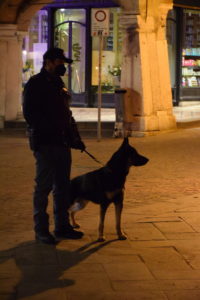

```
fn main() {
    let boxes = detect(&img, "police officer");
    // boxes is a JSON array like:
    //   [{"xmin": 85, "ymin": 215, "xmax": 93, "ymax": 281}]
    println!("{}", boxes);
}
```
[{"xmin": 23, "ymin": 47, "xmax": 85, "ymax": 244}]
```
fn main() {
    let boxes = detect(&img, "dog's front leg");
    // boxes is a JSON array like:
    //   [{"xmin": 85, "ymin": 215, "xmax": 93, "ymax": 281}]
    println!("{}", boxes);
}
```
[
  {"xmin": 114, "ymin": 200, "xmax": 127, "ymax": 240},
  {"xmin": 70, "ymin": 211, "xmax": 80, "ymax": 228},
  {"xmin": 98, "ymin": 203, "xmax": 109, "ymax": 242},
  {"xmin": 69, "ymin": 199, "xmax": 89, "ymax": 228}
]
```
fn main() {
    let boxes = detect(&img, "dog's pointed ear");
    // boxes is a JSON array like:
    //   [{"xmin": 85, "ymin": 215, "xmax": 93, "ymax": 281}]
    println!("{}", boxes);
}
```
[{"xmin": 122, "ymin": 137, "xmax": 129, "ymax": 146}]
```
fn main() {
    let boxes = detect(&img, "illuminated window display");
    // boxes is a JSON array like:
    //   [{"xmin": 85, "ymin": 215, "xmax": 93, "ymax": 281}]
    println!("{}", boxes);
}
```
[
  {"xmin": 22, "ymin": 10, "xmax": 48, "ymax": 85},
  {"xmin": 179, "ymin": 8, "xmax": 200, "ymax": 103},
  {"xmin": 182, "ymin": 10, "xmax": 200, "ymax": 88},
  {"xmin": 167, "ymin": 6, "xmax": 200, "ymax": 105},
  {"xmin": 91, "ymin": 7, "xmax": 122, "ymax": 93}
]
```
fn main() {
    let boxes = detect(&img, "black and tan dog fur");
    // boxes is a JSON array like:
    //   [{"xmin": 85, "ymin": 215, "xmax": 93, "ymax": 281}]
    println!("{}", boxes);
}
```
[{"xmin": 69, "ymin": 138, "xmax": 149, "ymax": 241}]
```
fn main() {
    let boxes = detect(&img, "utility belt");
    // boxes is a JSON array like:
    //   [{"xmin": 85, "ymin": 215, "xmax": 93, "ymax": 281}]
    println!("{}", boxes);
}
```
[{"xmin": 27, "ymin": 128, "xmax": 70, "ymax": 151}]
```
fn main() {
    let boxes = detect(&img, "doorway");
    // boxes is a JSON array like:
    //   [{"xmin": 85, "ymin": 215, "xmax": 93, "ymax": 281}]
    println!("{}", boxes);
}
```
[{"xmin": 54, "ymin": 8, "xmax": 87, "ymax": 106}]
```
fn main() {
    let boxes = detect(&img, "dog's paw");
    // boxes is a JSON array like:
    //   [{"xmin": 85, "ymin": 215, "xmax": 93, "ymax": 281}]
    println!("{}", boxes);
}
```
[
  {"xmin": 97, "ymin": 236, "xmax": 106, "ymax": 242},
  {"xmin": 72, "ymin": 223, "xmax": 80, "ymax": 229},
  {"xmin": 118, "ymin": 234, "xmax": 127, "ymax": 240}
]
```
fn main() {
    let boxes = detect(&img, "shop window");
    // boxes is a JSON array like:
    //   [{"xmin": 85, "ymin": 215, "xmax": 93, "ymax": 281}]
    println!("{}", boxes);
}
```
[
  {"xmin": 22, "ymin": 10, "xmax": 48, "ymax": 86},
  {"xmin": 55, "ymin": 8, "xmax": 86, "ymax": 25},
  {"xmin": 182, "ymin": 9, "xmax": 200, "ymax": 88},
  {"xmin": 166, "ymin": 9, "xmax": 177, "ymax": 90},
  {"xmin": 54, "ymin": 9, "xmax": 86, "ymax": 93},
  {"xmin": 91, "ymin": 7, "xmax": 122, "ymax": 94}
]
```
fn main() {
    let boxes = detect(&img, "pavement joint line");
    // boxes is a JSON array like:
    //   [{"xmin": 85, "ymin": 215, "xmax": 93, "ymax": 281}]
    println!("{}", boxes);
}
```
[
  {"xmin": 137, "ymin": 254, "xmax": 158, "ymax": 281},
  {"xmin": 151, "ymin": 222, "xmax": 168, "ymax": 239},
  {"xmin": 178, "ymin": 216, "xmax": 199, "ymax": 233}
]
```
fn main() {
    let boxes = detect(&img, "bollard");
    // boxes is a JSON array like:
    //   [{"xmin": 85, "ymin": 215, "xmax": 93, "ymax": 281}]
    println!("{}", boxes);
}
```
[{"xmin": 113, "ymin": 88, "xmax": 127, "ymax": 138}]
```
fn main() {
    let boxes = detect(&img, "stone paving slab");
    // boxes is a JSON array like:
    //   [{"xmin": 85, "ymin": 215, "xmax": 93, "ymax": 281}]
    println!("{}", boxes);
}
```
[
  {"xmin": 61, "ymin": 272, "xmax": 113, "ymax": 292},
  {"xmin": 103, "ymin": 261, "xmax": 154, "ymax": 281},
  {"xmin": 111, "ymin": 279, "xmax": 160, "ymax": 291},
  {"xmin": 124, "ymin": 223, "xmax": 166, "ymax": 241},
  {"xmin": 163, "ymin": 232, "xmax": 200, "ymax": 240},
  {"xmin": 65, "ymin": 291, "xmax": 168, "ymax": 300},
  {"xmin": 165, "ymin": 290, "xmax": 200, "ymax": 300},
  {"xmin": 154, "ymin": 221, "xmax": 195, "ymax": 234},
  {"xmin": 17, "ymin": 288, "xmax": 66, "ymax": 300},
  {"xmin": 179, "ymin": 213, "xmax": 200, "ymax": 232},
  {"xmin": 158, "ymin": 279, "xmax": 200, "ymax": 290},
  {"xmin": 138, "ymin": 247, "xmax": 191, "ymax": 272},
  {"xmin": 151, "ymin": 269, "xmax": 200, "ymax": 280}
]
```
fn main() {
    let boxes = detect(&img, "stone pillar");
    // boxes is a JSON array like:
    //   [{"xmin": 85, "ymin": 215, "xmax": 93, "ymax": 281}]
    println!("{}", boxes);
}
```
[
  {"xmin": 120, "ymin": 2, "xmax": 176, "ymax": 135},
  {"xmin": 16, "ymin": 31, "xmax": 27, "ymax": 119},
  {"xmin": 0, "ymin": 24, "xmax": 24, "ymax": 128},
  {"xmin": 0, "ymin": 30, "xmax": 7, "ymax": 128}
]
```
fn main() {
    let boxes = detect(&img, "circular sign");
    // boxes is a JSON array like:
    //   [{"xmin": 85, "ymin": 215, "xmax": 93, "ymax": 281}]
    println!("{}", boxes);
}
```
[{"xmin": 95, "ymin": 10, "xmax": 106, "ymax": 22}]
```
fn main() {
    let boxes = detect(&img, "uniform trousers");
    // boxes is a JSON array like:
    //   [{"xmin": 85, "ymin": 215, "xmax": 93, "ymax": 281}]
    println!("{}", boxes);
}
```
[{"xmin": 33, "ymin": 144, "xmax": 71, "ymax": 234}]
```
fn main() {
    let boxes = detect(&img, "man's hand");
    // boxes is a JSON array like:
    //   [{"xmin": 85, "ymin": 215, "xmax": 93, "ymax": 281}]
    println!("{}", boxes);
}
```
[{"xmin": 71, "ymin": 140, "xmax": 86, "ymax": 152}]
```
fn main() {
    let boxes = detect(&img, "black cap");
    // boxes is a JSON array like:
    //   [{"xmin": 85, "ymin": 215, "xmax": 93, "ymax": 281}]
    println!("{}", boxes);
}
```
[{"xmin": 43, "ymin": 47, "xmax": 73, "ymax": 64}]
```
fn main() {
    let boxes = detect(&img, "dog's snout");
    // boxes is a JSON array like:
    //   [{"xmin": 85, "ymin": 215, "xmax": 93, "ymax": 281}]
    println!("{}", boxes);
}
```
[
  {"xmin": 134, "ymin": 155, "xmax": 149, "ymax": 166},
  {"xmin": 142, "ymin": 156, "xmax": 149, "ymax": 164},
  {"xmin": 139, "ymin": 156, "xmax": 149, "ymax": 165},
  {"xmin": 142, "ymin": 156, "xmax": 149, "ymax": 165}
]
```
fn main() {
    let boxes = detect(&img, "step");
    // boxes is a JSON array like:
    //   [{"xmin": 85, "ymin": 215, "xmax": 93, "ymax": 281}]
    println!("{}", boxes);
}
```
[{"xmin": 4, "ymin": 120, "xmax": 115, "ymax": 138}]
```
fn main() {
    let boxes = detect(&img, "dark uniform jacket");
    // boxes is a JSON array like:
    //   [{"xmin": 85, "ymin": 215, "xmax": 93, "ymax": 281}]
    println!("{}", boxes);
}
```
[{"xmin": 23, "ymin": 68, "xmax": 81, "ymax": 150}]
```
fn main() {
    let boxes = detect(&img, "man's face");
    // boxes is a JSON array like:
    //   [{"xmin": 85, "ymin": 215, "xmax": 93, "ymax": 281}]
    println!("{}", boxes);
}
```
[{"xmin": 46, "ymin": 58, "xmax": 66, "ymax": 73}]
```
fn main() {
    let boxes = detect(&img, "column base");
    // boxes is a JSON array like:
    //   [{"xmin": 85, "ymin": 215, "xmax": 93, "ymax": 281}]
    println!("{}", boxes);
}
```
[
  {"xmin": 124, "ymin": 111, "xmax": 177, "ymax": 137},
  {"xmin": 0, "ymin": 115, "xmax": 5, "ymax": 129}
]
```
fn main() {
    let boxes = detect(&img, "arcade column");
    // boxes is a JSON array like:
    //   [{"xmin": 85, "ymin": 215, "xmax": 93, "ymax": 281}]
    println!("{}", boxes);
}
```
[
  {"xmin": 0, "ymin": 24, "xmax": 25, "ymax": 128},
  {"xmin": 120, "ymin": 2, "xmax": 176, "ymax": 135}
]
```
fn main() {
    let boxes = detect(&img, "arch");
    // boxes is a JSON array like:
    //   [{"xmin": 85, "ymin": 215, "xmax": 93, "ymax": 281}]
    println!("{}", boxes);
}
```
[
  {"xmin": 114, "ymin": 0, "xmax": 139, "ymax": 11},
  {"xmin": 17, "ymin": 0, "xmax": 54, "ymax": 31},
  {"xmin": 0, "ymin": 0, "xmax": 140, "ymax": 30},
  {"xmin": 0, "ymin": 0, "xmax": 54, "ymax": 30},
  {"xmin": 16, "ymin": 0, "xmax": 134, "ymax": 31},
  {"xmin": 0, "ymin": 0, "xmax": 174, "ymax": 29},
  {"xmin": 0, "ymin": 0, "xmax": 23, "ymax": 23}
]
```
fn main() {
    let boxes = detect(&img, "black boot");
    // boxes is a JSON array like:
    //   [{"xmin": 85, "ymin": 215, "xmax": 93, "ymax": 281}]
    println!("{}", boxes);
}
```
[
  {"xmin": 35, "ymin": 231, "xmax": 57, "ymax": 244},
  {"xmin": 54, "ymin": 225, "xmax": 84, "ymax": 240}
]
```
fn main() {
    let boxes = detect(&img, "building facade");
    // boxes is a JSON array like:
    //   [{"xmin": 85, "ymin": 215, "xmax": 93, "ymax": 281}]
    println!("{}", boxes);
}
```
[
  {"xmin": 21, "ymin": 2, "xmax": 122, "ymax": 108},
  {"xmin": 0, "ymin": 0, "xmax": 199, "ymax": 134},
  {"xmin": 167, "ymin": 2, "xmax": 200, "ymax": 106}
]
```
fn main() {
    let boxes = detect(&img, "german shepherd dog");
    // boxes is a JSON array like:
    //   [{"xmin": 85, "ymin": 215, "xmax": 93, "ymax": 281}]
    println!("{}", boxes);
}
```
[{"xmin": 69, "ymin": 138, "xmax": 149, "ymax": 241}]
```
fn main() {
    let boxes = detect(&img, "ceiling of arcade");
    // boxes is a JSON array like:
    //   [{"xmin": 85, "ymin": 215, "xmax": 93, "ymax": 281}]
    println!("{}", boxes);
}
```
[
  {"xmin": 0, "ymin": 0, "xmax": 172, "ymax": 31},
  {"xmin": 0, "ymin": 0, "xmax": 54, "ymax": 30}
]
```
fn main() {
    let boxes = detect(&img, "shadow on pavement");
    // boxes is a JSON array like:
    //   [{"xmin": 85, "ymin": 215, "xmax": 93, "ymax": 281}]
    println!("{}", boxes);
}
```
[{"xmin": 0, "ymin": 238, "xmax": 118, "ymax": 298}]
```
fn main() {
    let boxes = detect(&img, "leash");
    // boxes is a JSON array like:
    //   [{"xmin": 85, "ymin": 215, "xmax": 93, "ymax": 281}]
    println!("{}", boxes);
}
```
[{"xmin": 83, "ymin": 149, "xmax": 104, "ymax": 166}]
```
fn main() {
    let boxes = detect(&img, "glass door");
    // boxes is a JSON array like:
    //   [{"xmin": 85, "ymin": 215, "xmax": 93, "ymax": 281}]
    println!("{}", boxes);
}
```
[
  {"xmin": 54, "ymin": 9, "xmax": 86, "ymax": 106},
  {"xmin": 181, "ymin": 9, "xmax": 200, "ymax": 102}
]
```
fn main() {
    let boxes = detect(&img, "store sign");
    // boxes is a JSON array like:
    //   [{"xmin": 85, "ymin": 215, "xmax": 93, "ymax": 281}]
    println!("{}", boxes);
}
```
[{"xmin": 91, "ymin": 9, "xmax": 110, "ymax": 36}]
